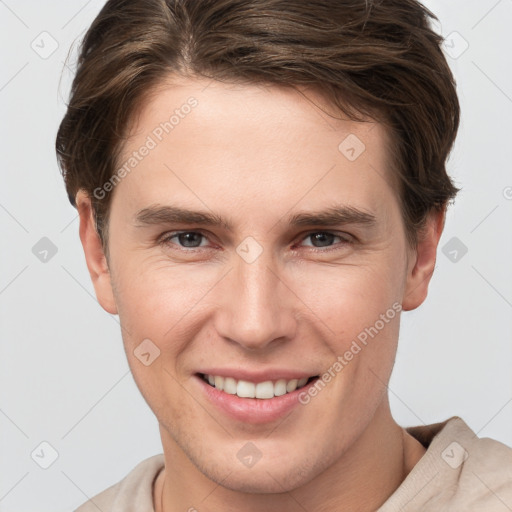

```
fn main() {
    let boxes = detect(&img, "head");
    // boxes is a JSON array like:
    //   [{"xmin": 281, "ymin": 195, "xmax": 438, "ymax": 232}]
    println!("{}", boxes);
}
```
[{"xmin": 56, "ymin": 0, "xmax": 459, "ymax": 495}]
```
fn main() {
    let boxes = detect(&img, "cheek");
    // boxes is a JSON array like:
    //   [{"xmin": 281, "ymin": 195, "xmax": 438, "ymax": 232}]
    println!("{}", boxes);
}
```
[
  {"xmin": 112, "ymin": 259, "xmax": 214, "ymax": 339},
  {"xmin": 110, "ymin": 260, "xmax": 228, "ymax": 410},
  {"xmin": 287, "ymin": 257, "xmax": 404, "ymax": 407},
  {"xmin": 111, "ymin": 263, "xmax": 204, "ymax": 422},
  {"xmin": 113, "ymin": 245, "xmax": 406, "ymax": 351},
  {"xmin": 289, "ymin": 255, "xmax": 404, "ymax": 334}
]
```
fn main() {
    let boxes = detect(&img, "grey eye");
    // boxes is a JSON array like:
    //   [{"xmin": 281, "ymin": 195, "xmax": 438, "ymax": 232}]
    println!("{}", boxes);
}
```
[
  {"xmin": 302, "ymin": 232, "xmax": 342, "ymax": 248},
  {"xmin": 175, "ymin": 232, "xmax": 206, "ymax": 248}
]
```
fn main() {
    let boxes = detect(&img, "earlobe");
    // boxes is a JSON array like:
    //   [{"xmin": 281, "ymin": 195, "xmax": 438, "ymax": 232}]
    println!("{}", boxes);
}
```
[
  {"xmin": 402, "ymin": 209, "xmax": 446, "ymax": 311},
  {"xmin": 76, "ymin": 191, "xmax": 118, "ymax": 315}
]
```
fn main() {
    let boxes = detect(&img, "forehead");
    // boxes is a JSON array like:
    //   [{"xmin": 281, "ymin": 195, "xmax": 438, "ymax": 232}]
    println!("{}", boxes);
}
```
[
  {"xmin": 113, "ymin": 76, "xmax": 397, "ymax": 223},
  {"xmin": 124, "ymin": 76, "xmax": 390, "ymax": 151}
]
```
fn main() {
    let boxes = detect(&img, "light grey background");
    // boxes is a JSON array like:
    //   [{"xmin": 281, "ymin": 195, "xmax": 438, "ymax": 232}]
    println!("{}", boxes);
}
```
[{"xmin": 1, "ymin": 1, "xmax": 511, "ymax": 511}]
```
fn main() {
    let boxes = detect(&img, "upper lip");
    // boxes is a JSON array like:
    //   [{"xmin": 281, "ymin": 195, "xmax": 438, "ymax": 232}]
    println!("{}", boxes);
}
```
[{"xmin": 197, "ymin": 369, "xmax": 318, "ymax": 382}]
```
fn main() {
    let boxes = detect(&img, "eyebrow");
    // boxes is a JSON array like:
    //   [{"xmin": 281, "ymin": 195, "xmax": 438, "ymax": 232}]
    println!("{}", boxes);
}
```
[{"xmin": 133, "ymin": 204, "xmax": 377, "ymax": 231}]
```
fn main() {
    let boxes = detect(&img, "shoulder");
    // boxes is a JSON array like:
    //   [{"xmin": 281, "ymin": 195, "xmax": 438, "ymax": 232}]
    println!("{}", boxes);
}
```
[
  {"xmin": 446, "ymin": 417, "xmax": 512, "ymax": 507},
  {"xmin": 74, "ymin": 454, "xmax": 165, "ymax": 512},
  {"xmin": 434, "ymin": 416, "xmax": 512, "ymax": 470},
  {"xmin": 379, "ymin": 416, "xmax": 512, "ymax": 511},
  {"xmin": 408, "ymin": 416, "xmax": 512, "ymax": 469},
  {"xmin": 421, "ymin": 417, "xmax": 512, "ymax": 510}
]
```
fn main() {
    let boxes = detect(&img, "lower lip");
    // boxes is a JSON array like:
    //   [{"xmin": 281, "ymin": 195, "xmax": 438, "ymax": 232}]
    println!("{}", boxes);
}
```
[{"xmin": 195, "ymin": 374, "xmax": 319, "ymax": 424}]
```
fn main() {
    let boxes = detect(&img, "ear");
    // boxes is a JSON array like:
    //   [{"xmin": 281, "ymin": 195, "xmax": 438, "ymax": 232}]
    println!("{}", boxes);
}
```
[
  {"xmin": 402, "ymin": 208, "xmax": 446, "ymax": 311},
  {"xmin": 76, "ymin": 190, "xmax": 118, "ymax": 315}
]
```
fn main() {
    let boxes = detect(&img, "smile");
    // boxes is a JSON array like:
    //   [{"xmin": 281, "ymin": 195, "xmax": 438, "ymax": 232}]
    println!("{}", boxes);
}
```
[{"xmin": 200, "ymin": 373, "xmax": 318, "ymax": 399}]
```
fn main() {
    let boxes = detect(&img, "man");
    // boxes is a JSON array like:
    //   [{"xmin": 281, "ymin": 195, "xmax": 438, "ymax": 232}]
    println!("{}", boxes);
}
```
[{"xmin": 56, "ymin": 0, "xmax": 512, "ymax": 510}]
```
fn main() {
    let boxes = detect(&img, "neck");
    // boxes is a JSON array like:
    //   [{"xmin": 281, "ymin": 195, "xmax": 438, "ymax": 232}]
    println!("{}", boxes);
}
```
[{"xmin": 154, "ymin": 399, "xmax": 426, "ymax": 512}]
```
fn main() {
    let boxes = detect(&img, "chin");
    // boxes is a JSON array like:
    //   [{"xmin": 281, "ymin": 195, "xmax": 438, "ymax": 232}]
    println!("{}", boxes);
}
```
[
  {"xmin": 216, "ymin": 469, "xmax": 303, "ymax": 494},
  {"xmin": 198, "ymin": 455, "xmax": 321, "ymax": 495}
]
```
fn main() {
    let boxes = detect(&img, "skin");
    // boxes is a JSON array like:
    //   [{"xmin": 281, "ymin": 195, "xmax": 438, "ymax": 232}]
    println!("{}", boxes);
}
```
[{"xmin": 77, "ymin": 76, "xmax": 444, "ymax": 511}]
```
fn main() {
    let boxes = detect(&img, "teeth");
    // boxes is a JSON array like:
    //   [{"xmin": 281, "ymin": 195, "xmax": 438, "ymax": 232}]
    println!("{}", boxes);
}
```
[
  {"xmin": 237, "ymin": 380, "xmax": 255, "ymax": 398},
  {"xmin": 297, "ymin": 377, "xmax": 308, "ymax": 388},
  {"xmin": 203, "ymin": 374, "xmax": 314, "ymax": 399},
  {"xmin": 223, "ymin": 377, "xmax": 237, "ymax": 394},
  {"xmin": 255, "ymin": 381, "xmax": 274, "ymax": 399},
  {"xmin": 274, "ymin": 379, "xmax": 287, "ymax": 396},
  {"xmin": 214, "ymin": 376, "xmax": 224, "ymax": 390},
  {"xmin": 286, "ymin": 379, "xmax": 298, "ymax": 392}
]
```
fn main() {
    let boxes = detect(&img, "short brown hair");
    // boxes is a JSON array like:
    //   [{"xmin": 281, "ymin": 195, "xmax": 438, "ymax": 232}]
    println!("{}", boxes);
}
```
[{"xmin": 56, "ymin": 0, "xmax": 460, "ymax": 248}]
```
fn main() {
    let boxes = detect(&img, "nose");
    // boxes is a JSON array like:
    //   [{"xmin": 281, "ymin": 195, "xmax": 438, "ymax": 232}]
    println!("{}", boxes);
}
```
[{"xmin": 213, "ymin": 247, "xmax": 297, "ymax": 351}]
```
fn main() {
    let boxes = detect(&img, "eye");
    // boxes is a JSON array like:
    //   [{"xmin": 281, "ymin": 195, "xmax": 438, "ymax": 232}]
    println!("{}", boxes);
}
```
[
  {"xmin": 158, "ymin": 230, "xmax": 353, "ymax": 252},
  {"xmin": 160, "ymin": 231, "xmax": 210, "ymax": 249},
  {"xmin": 298, "ymin": 231, "xmax": 352, "ymax": 249}
]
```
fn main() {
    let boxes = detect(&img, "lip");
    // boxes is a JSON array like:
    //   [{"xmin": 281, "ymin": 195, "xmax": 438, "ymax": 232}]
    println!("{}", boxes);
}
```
[
  {"xmin": 194, "ymin": 372, "xmax": 320, "ymax": 424},
  {"xmin": 196, "ymin": 368, "xmax": 315, "ymax": 382}
]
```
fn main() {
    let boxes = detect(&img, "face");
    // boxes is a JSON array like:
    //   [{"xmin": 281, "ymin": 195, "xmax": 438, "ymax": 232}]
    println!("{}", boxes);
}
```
[{"xmin": 79, "ymin": 77, "xmax": 439, "ymax": 494}]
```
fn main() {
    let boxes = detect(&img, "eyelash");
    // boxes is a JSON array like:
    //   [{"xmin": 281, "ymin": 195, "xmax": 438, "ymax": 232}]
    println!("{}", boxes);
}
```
[{"xmin": 158, "ymin": 230, "xmax": 354, "ymax": 253}]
